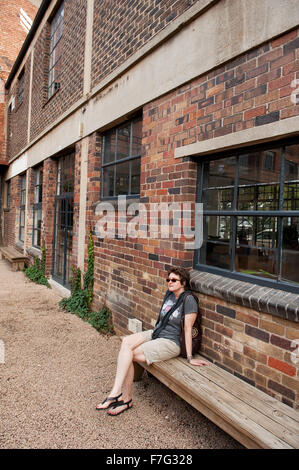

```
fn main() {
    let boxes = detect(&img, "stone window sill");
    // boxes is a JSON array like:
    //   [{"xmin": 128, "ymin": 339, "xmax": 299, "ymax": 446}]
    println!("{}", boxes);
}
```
[{"xmin": 190, "ymin": 270, "xmax": 299, "ymax": 323}]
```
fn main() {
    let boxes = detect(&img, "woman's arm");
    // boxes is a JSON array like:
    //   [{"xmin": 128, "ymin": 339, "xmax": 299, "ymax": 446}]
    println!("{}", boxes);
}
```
[{"xmin": 184, "ymin": 313, "xmax": 209, "ymax": 367}]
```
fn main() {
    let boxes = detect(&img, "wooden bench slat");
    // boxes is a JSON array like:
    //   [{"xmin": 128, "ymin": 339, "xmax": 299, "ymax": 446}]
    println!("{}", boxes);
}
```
[
  {"xmin": 140, "ymin": 358, "xmax": 298, "ymax": 449},
  {"xmin": 178, "ymin": 356, "xmax": 299, "ymax": 432},
  {"xmin": 165, "ymin": 359, "xmax": 297, "ymax": 449}
]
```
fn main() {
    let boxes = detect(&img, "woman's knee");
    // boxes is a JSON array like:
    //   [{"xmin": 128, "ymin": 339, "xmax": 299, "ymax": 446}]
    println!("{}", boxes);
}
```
[{"xmin": 121, "ymin": 332, "xmax": 144, "ymax": 350}]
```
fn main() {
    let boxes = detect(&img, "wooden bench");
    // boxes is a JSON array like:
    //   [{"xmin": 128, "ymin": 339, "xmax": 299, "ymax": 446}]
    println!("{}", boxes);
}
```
[
  {"xmin": 134, "ymin": 354, "xmax": 299, "ymax": 449},
  {"xmin": 0, "ymin": 246, "xmax": 28, "ymax": 271}
]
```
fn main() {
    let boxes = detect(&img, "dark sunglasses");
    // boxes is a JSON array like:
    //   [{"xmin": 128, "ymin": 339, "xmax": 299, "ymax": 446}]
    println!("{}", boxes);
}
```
[{"xmin": 166, "ymin": 278, "xmax": 180, "ymax": 283}]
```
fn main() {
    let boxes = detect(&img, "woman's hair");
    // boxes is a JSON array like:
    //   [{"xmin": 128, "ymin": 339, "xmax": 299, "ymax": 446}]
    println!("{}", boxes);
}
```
[{"xmin": 167, "ymin": 267, "xmax": 191, "ymax": 290}]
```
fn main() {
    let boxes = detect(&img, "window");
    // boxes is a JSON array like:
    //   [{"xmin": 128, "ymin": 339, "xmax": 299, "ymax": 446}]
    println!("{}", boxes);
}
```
[
  {"xmin": 196, "ymin": 140, "xmax": 299, "ymax": 291},
  {"xmin": 101, "ymin": 117, "xmax": 142, "ymax": 198},
  {"xmin": 6, "ymin": 180, "xmax": 11, "ymax": 209},
  {"xmin": 48, "ymin": 2, "xmax": 64, "ymax": 99},
  {"xmin": 19, "ymin": 175, "xmax": 26, "ymax": 242},
  {"xmin": 32, "ymin": 167, "xmax": 43, "ymax": 248},
  {"xmin": 18, "ymin": 70, "xmax": 24, "ymax": 106}
]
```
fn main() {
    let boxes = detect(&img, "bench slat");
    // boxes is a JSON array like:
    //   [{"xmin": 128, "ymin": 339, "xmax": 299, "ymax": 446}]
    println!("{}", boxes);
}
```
[
  {"xmin": 178, "ymin": 356, "xmax": 299, "ymax": 432},
  {"xmin": 0, "ymin": 247, "xmax": 27, "ymax": 261},
  {"xmin": 167, "ymin": 360, "xmax": 297, "ymax": 448},
  {"xmin": 141, "ymin": 357, "xmax": 298, "ymax": 449}
]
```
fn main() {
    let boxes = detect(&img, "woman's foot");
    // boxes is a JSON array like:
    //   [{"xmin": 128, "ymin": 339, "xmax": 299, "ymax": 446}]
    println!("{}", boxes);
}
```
[
  {"xmin": 107, "ymin": 398, "xmax": 133, "ymax": 416},
  {"xmin": 95, "ymin": 393, "xmax": 122, "ymax": 410}
]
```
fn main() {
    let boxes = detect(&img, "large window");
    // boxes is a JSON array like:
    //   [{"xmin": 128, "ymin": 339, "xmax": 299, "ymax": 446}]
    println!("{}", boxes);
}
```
[
  {"xmin": 19, "ymin": 174, "xmax": 26, "ymax": 242},
  {"xmin": 195, "ymin": 140, "xmax": 299, "ymax": 292},
  {"xmin": 101, "ymin": 117, "xmax": 142, "ymax": 198},
  {"xmin": 32, "ymin": 166, "xmax": 43, "ymax": 248},
  {"xmin": 48, "ymin": 2, "xmax": 64, "ymax": 99}
]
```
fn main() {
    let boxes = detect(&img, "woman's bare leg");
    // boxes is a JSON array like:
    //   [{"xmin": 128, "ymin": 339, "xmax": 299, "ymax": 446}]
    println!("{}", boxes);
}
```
[
  {"xmin": 107, "ymin": 347, "xmax": 146, "ymax": 415},
  {"xmin": 96, "ymin": 333, "xmax": 146, "ymax": 409}
]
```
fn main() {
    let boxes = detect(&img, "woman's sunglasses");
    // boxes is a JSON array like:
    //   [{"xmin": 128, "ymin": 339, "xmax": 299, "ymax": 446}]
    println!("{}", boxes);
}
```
[{"xmin": 166, "ymin": 278, "xmax": 180, "ymax": 283}]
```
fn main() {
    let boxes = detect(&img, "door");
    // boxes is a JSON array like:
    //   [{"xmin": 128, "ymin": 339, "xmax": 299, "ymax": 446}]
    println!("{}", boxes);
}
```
[{"xmin": 52, "ymin": 153, "xmax": 74, "ymax": 287}]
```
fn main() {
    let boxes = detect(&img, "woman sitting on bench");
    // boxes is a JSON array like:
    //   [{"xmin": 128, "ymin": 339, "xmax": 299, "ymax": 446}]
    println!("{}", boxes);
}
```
[{"xmin": 96, "ymin": 266, "xmax": 209, "ymax": 416}]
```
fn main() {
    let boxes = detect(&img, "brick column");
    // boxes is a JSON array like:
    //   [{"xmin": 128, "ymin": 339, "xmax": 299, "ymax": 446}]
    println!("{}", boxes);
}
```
[{"xmin": 42, "ymin": 157, "xmax": 57, "ymax": 277}]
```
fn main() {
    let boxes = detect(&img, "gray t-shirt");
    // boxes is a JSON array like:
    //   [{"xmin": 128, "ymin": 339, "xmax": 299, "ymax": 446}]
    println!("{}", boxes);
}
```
[{"xmin": 154, "ymin": 292, "xmax": 198, "ymax": 347}]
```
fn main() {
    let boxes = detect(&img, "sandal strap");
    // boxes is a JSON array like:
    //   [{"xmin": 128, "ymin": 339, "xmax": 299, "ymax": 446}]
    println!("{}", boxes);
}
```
[
  {"xmin": 101, "ymin": 393, "xmax": 122, "ymax": 405},
  {"xmin": 111, "ymin": 399, "xmax": 132, "ymax": 410}
]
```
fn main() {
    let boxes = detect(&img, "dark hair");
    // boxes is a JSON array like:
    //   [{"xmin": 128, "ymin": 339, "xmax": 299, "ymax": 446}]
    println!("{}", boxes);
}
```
[{"xmin": 167, "ymin": 267, "xmax": 190, "ymax": 290}]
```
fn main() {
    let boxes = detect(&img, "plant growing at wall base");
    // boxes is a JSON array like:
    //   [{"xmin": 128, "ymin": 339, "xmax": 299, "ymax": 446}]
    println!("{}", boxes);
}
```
[
  {"xmin": 59, "ymin": 232, "xmax": 114, "ymax": 334},
  {"xmin": 24, "ymin": 241, "xmax": 50, "ymax": 288}
]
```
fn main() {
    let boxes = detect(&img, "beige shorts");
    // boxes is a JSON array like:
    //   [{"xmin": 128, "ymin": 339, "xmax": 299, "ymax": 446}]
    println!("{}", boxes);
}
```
[{"xmin": 139, "ymin": 329, "xmax": 180, "ymax": 365}]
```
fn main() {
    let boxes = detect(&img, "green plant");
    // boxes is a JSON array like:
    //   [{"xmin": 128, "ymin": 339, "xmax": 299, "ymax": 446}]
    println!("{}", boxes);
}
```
[
  {"xmin": 24, "ymin": 241, "xmax": 50, "ymax": 288},
  {"xmin": 88, "ymin": 305, "xmax": 114, "ymax": 334},
  {"xmin": 59, "ymin": 232, "xmax": 114, "ymax": 334}
]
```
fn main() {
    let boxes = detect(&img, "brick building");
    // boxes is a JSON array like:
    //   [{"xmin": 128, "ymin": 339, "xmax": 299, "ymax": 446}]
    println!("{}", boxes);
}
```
[
  {"xmin": 1, "ymin": 0, "xmax": 299, "ymax": 409},
  {"xmin": 0, "ymin": 0, "xmax": 41, "ymax": 242}
]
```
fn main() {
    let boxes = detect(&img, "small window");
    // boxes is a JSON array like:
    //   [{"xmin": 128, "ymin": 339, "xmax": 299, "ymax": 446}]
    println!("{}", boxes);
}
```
[
  {"xmin": 48, "ymin": 2, "xmax": 64, "ymax": 99},
  {"xmin": 6, "ymin": 180, "xmax": 11, "ymax": 209},
  {"xmin": 33, "ymin": 167, "xmax": 43, "ymax": 248},
  {"xmin": 101, "ymin": 117, "xmax": 142, "ymax": 198},
  {"xmin": 18, "ymin": 70, "xmax": 24, "ymax": 106},
  {"xmin": 19, "ymin": 175, "xmax": 26, "ymax": 242}
]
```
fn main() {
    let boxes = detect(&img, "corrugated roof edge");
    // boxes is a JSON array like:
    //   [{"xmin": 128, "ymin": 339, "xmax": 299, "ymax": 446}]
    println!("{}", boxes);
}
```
[{"xmin": 5, "ymin": 0, "xmax": 52, "ymax": 90}]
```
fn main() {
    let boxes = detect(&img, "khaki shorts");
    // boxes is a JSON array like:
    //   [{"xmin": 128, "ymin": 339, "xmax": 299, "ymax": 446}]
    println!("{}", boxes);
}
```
[{"xmin": 139, "ymin": 329, "xmax": 180, "ymax": 365}]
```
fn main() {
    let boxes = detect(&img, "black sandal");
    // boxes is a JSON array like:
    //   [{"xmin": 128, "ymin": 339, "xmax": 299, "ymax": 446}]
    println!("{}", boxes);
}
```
[
  {"xmin": 108, "ymin": 399, "xmax": 133, "ymax": 416},
  {"xmin": 95, "ymin": 393, "xmax": 122, "ymax": 410}
]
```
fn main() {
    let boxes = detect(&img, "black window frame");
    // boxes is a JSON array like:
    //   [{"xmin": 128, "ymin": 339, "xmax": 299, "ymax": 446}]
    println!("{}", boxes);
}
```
[
  {"xmin": 101, "ymin": 116, "xmax": 142, "ymax": 200},
  {"xmin": 19, "ymin": 174, "xmax": 26, "ymax": 243},
  {"xmin": 6, "ymin": 180, "xmax": 11, "ymax": 209},
  {"xmin": 194, "ymin": 137, "xmax": 299, "ymax": 294},
  {"xmin": 17, "ymin": 69, "xmax": 25, "ymax": 106},
  {"xmin": 32, "ymin": 166, "xmax": 43, "ymax": 249},
  {"xmin": 47, "ymin": 2, "xmax": 64, "ymax": 100}
]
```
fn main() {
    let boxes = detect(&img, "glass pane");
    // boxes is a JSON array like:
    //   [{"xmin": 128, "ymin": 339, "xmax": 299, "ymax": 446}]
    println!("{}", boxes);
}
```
[
  {"xmin": 102, "ymin": 166, "xmax": 115, "ymax": 197},
  {"xmin": 284, "ymin": 143, "xmax": 299, "ymax": 210},
  {"xmin": 132, "ymin": 120, "xmax": 142, "ymax": 156},
  {"xmin": 117, "ymin": 124, "xmax": 130, "ymax": 160},
  {"xmin": 235, "ymin": 216, "xmax": 278, "ymax": 279},
  {"xmin": 115, "ymin": 161, "xmax": 130, "ymax": 196},
  {"xmin": 281, "ymin": 217, "xmax": 299, "ymax": 285},
  {"xmin": 200, "ymin": 216, "xmax": 232, "ymax": 269},
  {"xmin": 202, "ymin": 157, "xmax": 236, "ymax": 210},
  {"xmin": 238, "ymin": 149, "xmax": 281, "ymax": 210},
  {"xmin": 103, "ymin": 132, "xmax": 116, "ymax": 164},
  {"xmin": 130, "ymin": 158, "xmax": 140, "ymax": 195}
]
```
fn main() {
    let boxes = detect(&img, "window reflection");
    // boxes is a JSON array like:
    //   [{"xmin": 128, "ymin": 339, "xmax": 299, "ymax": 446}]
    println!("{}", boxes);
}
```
[
  {"xmin": 284, "ymin": 144, "xmax": 299, "ymax": 210},
  {"xmin": 201, "ymin": 216, "xmax": 232, "ymax": 270},
  {"xmin": 238, "ymin": 149, "xmax": 281, "ymax": 211},
  {"xmin": 202, "ymin": 157, "xmax": 236, "ymax": 210},
  {"xmin": 281, "ymin": 217, "xmax": 299, "ymax": 284},
  {"xmin": 235, "ymin": 217, "xmax": 278, "ymax": 279}
]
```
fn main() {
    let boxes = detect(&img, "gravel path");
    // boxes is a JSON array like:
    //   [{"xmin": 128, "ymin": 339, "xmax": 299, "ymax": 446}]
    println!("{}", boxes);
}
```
[{"xmin": 0, "ymin": 259, "xmax": 243, "ymax": 449}]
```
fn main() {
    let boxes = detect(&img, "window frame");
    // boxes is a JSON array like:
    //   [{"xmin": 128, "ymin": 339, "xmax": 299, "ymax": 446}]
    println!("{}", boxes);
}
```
[
  {"xmin": 47, "ymin": 2, "xmax": 64, "ymax": 100},
  {"xmin": 32, "ymin": 166, "xmax": 43, "ymax": 249},
  {"xmin": 17, "ymin": 69, "xmax": 25, "ymax": 106},
  {"xmin": 194, "ymin": 137, "xmax": 299, "ymax": 294},
  {"xmin": 101, "ymin": 116, "xmax": 142, "ymax": 200},
  {"xmin": 19, "ymin": 174, "xmax": 26, "ymax": 243}
]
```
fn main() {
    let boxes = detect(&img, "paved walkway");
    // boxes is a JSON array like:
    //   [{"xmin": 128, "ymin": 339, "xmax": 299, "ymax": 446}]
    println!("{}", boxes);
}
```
[{"xmin": 0, "ymin": 259, "xmax": 242, "ymax": 449}]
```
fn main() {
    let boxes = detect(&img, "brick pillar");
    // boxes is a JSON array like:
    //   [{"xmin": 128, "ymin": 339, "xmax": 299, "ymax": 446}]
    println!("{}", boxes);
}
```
[
  {"xmin": 42, "ymin": 157, "xmax": 57, "ymax": 277},
  {"xmin": 24, "ymin": 167, "xmax": 35, "ymax": 252}
]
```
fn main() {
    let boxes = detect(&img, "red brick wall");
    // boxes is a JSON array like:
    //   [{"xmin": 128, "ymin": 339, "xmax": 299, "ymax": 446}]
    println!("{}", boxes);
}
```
[
  {"xmin": 199, "ymin": 294, "xmax": 299, "ymax": 408},
  {"xmin": 91, "ymin": 0, "xmax": 200, "ymax": 88},
  {"xmin": 0, "ymin": 0, "xmax": 39, "ymax": 161},
  {"xmin": 6, "ymin": 54, "xmax": 32, "ymax": 160},
  {"xmin": 28, "ymin": 0, "xmax": 86, "ymax": 143}
]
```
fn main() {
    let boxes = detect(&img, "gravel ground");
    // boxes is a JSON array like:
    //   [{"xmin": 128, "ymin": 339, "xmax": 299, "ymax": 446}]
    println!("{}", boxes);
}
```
[{"xmin": 0, "ymin": 259, "xmax": 243, "ymax": 449}]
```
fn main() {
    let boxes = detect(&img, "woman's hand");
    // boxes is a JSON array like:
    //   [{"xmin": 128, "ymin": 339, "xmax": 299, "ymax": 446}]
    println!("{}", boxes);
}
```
[{"xmin": 189, "ymin": 358, "xmax": 209, "ymax": 367}]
